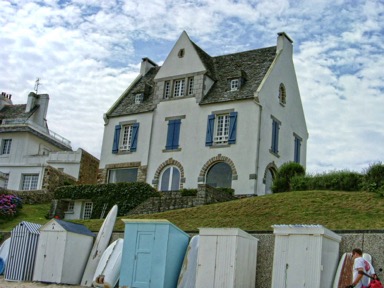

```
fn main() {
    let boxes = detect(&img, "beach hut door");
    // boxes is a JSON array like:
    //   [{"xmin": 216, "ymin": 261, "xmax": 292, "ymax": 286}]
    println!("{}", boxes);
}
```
[
  {"xmin": 40, "ymin": 232, "xmax": 62, "ymax": 281},
  {"xmin": 132, "ymin": 231, "xmax": 155, "ymax": 288}
]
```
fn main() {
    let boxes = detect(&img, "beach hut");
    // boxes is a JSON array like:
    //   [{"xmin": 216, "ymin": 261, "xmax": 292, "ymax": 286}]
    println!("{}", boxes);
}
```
[
  {"xmin": 271, "ymin": 224, "xmax": 341, "ymax": 288},
  {"xmin": 195, "ymin": 228, "xmax": 259, "ymax": 288},
  {"xmin": 33, "ymin": 219, "xmax": 94, "ymax": 285},
  {"xmin": 4, "ymin": 221, "xmax": 41, "ymax": 281},
  {"xmin": 120, "ymin": 219, "xmax": 189, "ymax": 288}
]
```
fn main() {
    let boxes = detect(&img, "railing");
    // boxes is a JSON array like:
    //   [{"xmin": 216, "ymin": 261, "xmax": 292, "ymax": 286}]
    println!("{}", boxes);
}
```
[{"xmin": 2, "ymin": 119, "xmax": 71, "ymax": 148}]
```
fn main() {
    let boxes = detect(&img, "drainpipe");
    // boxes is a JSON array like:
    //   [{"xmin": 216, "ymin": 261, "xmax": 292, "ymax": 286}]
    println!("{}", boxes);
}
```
[{"xmin": 254, "ymin": 96, "xmax": 263, "ymax": 195}]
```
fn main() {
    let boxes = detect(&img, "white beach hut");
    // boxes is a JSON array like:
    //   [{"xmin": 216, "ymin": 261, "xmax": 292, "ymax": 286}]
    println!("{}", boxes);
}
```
[
  {"xmin": 195, "ymin": 228, "xmax": 259, "ymax": 288},
  {"xmin": 271, "ymin": 224, "xmax": 341, "ymax": 288},
  {"xmin": 33, "ymin": 219, "xmax": 94, "ymax": 285},
  {"xmin": 4, "ymin": 221, "xmax": 41, "ymax": 281}
]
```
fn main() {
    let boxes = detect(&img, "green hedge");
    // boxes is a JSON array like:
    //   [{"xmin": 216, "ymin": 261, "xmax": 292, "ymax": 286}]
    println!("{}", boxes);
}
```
[
  {"xmin": 272, "ymin": 162, "xmax": 305, "ymax": 193},
  {"xmin": 291, "ymin": 170, "xmax": 363, "ymax": 191},
  {"xmin": 55, "ymin": 182, "xmax": 160, "ymax": 218}
]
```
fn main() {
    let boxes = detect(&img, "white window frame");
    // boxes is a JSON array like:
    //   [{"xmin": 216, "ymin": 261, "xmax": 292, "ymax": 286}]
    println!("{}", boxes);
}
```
[
  {"xmin": 82, "ymin": 202, "xmax": 93, "ymax": 219},
  {"xmin": 173, "ymin": 79, "xmax": 185, "ymax": 97},
  {"xmin": 164, "ymin": 81, "xmax": 171, "ymax": 99},
  {"xmin": 188, "ymin": 77, "xmax": 194, "ymax": 95},
  {"xmin": 230, "ymin": 79, "xmax": 239, "ymax": 91},
  {"xmin": 21, "ymin": 174, "xmax": 39, "ymax": 190},
  {"xmin": 120, "ymin": 124, "xmax": 134, "ymax": 151},
  {"xmin": 1, "ymin": 139, "xmax": 12, "ymax": 154},
  {"xmin": 214, "ymin": 114, "xmax": 230, "ymax": 144},
  {"xmin": 135, "ymin": 93, "xmax": 143, "ymax": 104},
  {"xmin": 67, "ymin": 201, "xmax": 74, "ymax": 212}
]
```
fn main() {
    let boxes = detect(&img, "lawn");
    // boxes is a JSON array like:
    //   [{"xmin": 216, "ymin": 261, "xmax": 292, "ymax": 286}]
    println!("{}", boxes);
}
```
[{"xmin": 1, "ymin": 190, "xmax": 383, "ymax": 232}]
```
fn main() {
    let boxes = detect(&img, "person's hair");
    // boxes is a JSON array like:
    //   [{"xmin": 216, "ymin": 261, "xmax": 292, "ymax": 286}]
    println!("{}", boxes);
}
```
[{"xmin": 352, "ymin": 248, "xmax": 363, "ymax": 256}]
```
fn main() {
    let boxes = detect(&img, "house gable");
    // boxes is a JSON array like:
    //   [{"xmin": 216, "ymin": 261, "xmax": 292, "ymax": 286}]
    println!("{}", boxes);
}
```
[{"xmin": 154, "ymin": 31, "xmax": 207, "ymax": 80}]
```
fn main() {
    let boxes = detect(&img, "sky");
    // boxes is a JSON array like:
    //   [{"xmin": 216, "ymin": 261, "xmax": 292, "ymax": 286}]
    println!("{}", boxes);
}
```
[{"xmin": 0, "ymin": 0, "xmax": 383, "ymax": 174}]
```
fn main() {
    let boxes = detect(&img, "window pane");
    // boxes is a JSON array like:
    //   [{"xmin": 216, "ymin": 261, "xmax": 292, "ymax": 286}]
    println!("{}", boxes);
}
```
[
  {"xmin": 22, "ymin": 174, "xmax": 39, "ymax": 190},
  {"xmin": 108, "ymin": 168, "xmax": 138, "ymax": 183},
  {"xmin": 160, "ymin": 168, "xmax": 171, "ymax": 191},
  {"xmin": 121, "ymin": 125, "xmax": 133, "ymax": 151},
  {"xmin": 171, "ymin": 168, "xmax": 180, "ymax": 190},
  {"xmin": 83, "ymin": 202, "xmax": 93, "ymax": 219},
  {"xmin": 206, "ymin": 162, "xmax": 232, "ymax": 188},
  {"xmin": 214, "ymin": 114, "xmax": 229, "ymax": 144}
]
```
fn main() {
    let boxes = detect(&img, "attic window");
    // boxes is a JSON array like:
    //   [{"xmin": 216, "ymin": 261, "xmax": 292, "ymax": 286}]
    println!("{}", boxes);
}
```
[
  {"xmin": 178, "ymin": 49, "xmax": 185, "ymax": 58},
  {"xmin": 279, "ymin": 83, "xmax": 286, "ymax": 105},
  {"xmin": 230, "ymin": 79, "xmax": 239, "ymax": 91},
  {"xmin": 135, "ymin": 93, "xmax": 144, "ymax": 104}
]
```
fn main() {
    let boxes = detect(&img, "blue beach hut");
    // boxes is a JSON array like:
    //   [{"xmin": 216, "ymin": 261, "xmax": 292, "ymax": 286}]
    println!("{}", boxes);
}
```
[
  {"xmin": 4, "ymin": 221, "xmax": 41, "ymax": 282},
  {"xmin": 120, "ymin": 219, "xmax": 189, "ymax": 288}
]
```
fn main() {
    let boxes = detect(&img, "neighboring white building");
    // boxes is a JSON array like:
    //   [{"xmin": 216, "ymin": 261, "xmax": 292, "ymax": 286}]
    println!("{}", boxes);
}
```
[
  {"xmin": 0, "ymin": 91, "xmax": 99, "ymax": 191},
  {"xmin": 99, "ymin": 31, "xmax": 308, "ymax": 195}
]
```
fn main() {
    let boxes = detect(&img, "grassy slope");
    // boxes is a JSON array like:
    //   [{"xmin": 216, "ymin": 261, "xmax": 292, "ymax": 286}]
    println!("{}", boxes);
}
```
[{"xmin": 1, "ymin": 191, "xmax": 384, "ymax": 232}]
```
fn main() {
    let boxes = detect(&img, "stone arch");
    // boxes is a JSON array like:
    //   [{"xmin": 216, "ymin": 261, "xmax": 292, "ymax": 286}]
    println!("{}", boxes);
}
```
[
  {"xmin": 263, "ymin": 162, "xmax": 278, "ymax": 194},
  {"xmin": 199, "ymin": 154, "xmax": 238, "ymax": 181},
  {"xmin": 279, "ymin": 83, "xmax": 286, "ymax": 105},
  {"xmin": 153, "ymin": 158, "xmax": 185, "ymax": 190}
]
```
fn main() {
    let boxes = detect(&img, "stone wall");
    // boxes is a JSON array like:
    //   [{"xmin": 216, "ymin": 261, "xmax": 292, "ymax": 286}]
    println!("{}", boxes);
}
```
[
  {"xmin": 127, "ymin": 184, "xmax": 235, "ymax": 215},
  {"xmin": 77, "ymin": 148, "xmax": 99, "ymax": 184}
]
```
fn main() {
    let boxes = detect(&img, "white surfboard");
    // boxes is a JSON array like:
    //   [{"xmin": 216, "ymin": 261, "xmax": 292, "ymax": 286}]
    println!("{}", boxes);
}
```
[
  {"xmin": 177, "ymin": 235, "xmax": 199, "ymax": 288},
  {"xmin": 363, "ymin": 253, "xmax": 373, "ymax": 285},
  {"xmin": 81, "ymin": 205, "xmax": 118, "ymax": 287},
  {"xmin": 92, "ymin": 238, "xmax": 124, "ymax": 288},
  {"xmin": 0, "ymin": 238, "xmax": 11, "ymax": 275}
]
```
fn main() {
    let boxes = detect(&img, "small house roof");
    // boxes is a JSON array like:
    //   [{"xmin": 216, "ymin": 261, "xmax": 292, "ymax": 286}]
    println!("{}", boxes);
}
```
[{"xmin": 55, "ymin": 219, "xmax": 95, "ymax": 237}]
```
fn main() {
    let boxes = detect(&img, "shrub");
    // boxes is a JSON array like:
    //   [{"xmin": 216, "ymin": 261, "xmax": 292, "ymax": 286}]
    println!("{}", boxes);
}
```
[
  {"xmin": 180, "ymin": 189, "xmax": 198, "ymax": 196},
  {"xmin": 217, "ymin": 187, "xmax": 235, "ymax": 196},
  {"xmin": 291, "ymin": 171, "xmax": 363, "ymax": 191},
  {"xmin": 55, "ymin": 182, "xmax": 160, "ymax": 218},
  {"xmin": 362, "ymin": 162, "xmax": 384, "ymax": 192},
  {"xmin": 0, "ymin": 193, "xmax": 22, "ymax": 220},
  {"xmin": 272, "ymin": 162, "xmax": 305, "ymax": 193}
]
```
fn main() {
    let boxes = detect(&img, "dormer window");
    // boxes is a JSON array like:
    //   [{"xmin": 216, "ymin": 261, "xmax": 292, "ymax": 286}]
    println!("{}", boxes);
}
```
[
  {"xmin": 135, "ymin": 93, "xmax": 144, "ymax": 104},
  {"xmin": 230, "ymin": 79, "xmax": 239, "ymax": 91},
  {"xmin": 178, "ymin": 48, "xmax": 185, "ymax": 58}
]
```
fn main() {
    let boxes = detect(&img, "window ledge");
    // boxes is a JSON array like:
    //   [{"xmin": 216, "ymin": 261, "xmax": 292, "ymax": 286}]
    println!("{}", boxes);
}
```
[
  {"xmin": 269, "ymin": 149, "xmax": 280, "ymax": 158},
  {"xmin": 117, "ymin": 150, "xmax": 133, "ymax": 155},
  {"xmin": 64, "ymin": 211, "xmax": 74, "ymax": 214},
  {"xmin": 210, "ymin": 143, "xmax": 230, "ymax": 148},
  {"xmin": 162, "ymin": 148, "xmax": 182, "ymax": 153},
  {"xmin": 279, "ymin": 102, "xmax": 286, "ymax": 107}
]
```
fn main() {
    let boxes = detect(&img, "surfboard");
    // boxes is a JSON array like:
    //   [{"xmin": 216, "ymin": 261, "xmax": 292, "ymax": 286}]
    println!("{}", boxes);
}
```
[
  {"xmin": 363, "ymin": 253, "xmax": 373, "ymax": 285},
  {"xmin": 333, "ymin": 252, "xmax": 354, "ymax": 288},
  {"xmin": 0, "ymin": 238, "xmax": 11, "ymax": 275},
  {"xmin": 177, "ymin": 235, "xmax": 199, "ymax": 288},
  {"xmin": 81, "ymin": 204, "xmax": 118, "ymax": 287},
  {"xmin": 92, "ymin": 238, "xmax": 124, "ymax": 288}
]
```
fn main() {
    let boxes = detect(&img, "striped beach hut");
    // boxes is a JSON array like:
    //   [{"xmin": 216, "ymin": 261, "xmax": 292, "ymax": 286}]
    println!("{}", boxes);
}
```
[{"xmin": 4, "ymin": 221, "xmax": 41, "ymax": 282}]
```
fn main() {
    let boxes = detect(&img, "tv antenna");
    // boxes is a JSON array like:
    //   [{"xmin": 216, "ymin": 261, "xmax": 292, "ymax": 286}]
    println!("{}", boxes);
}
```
[{"xmin": 34, "ymin": 78, "xmax": 40, "ymax": 94}]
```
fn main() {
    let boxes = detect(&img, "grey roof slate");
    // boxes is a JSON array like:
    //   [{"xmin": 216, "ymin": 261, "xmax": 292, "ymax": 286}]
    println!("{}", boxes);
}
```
[
  {"xmin": 107, "ymin": 44, "xmax": 277, "ymax": 117},
  {"xmin": 0, "ymin": 104, "xmax": 35, "ymax": 120},
  {"xmin": 55, "ymin": 219, "xmax": 95, "ymax": 237}
]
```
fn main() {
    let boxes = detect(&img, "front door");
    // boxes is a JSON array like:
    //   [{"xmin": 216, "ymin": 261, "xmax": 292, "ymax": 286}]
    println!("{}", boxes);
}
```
[{"xmin": 132, "ymin": 231, "xmax": 155, "ymax": 287}]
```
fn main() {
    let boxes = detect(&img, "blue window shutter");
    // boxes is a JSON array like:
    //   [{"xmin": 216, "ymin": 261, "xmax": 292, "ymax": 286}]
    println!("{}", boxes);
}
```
[
  {"xmin": 130, "ymin": 123, "xmax": 139, "ymax": 152},
  {"xmin": 172, "ymin": 119, "xmax": 181, "ymax": 149},
  {"xmin": 294, "ymin": 137, "xmax": 301, "ymax": 163},
  {"xmin": 165, "ymin": 119, "xmax": 181, "ymax": 150},
  {"xmin": 165, "ymin": 120, "xmax": 175, "ymax": 150},
  {"xmin": 205, "ymin": 114, "xmax": 215, "ymax": 146},
  {"xmin": 112, "ymin": 125, "xmax": 121, "ymax": 154},
  {"xmin": 228, "ymin": 111, "xmax": 238, "ymax": 144},
  {"xmin": 271, "ymin": 120, "xmax": 280, "ymax": 153}
]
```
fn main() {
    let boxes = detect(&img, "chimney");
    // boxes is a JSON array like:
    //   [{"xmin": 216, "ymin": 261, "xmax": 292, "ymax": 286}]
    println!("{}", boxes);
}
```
[
  {"xmin": 277, "ymin": 32, "xmax": 293, "ymax": 55},
  {"xmin": 26, "ymin": 92, "xmax": 50, "ymax": 128},
  {"xmin": 140, "ymin": 57, "xmax": 158, "ymax": 76},
  {"xmin": 0, "ymin": 92, "xmax": 13, "ymax": 110}
]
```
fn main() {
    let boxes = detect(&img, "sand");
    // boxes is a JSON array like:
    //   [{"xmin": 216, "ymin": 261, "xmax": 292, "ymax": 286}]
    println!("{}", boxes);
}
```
[{"xmin": 0, "ymin": 276, "xmax": 85, "ymax": 287}]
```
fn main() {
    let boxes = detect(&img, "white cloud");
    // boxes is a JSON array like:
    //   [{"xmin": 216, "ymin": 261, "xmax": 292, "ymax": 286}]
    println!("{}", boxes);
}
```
[{"xmin": 0, "ymin": 0, "xmax": 383, "ymax": 173}]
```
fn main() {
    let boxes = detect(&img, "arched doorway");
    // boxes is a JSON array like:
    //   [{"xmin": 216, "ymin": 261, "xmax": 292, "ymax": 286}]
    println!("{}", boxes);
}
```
[
  {"xmin": 265, "ymin": 167, "xmax": 277, "ymax": 194},
  {"xmin": 206, "ymin": 162, "xmax": 232, "ymax": 188}
]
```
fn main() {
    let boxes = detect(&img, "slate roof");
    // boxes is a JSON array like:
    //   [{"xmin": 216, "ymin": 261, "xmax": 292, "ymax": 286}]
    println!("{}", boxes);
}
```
[
  {"xmin": 0, "ymin": 104, "xmax": 35, "ymax": 121},
  {"xmin": 55, "ymin": 219, "xmax": 95, "ymax": 237},
  {"xmin": 107, "ymin": 44, "xmax": 277, "ymax": 117}
]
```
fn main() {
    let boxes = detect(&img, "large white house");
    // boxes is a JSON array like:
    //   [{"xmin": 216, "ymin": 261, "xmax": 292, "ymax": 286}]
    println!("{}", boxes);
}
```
[
  {"xmin": 99, "ymin": 31, "xmax": 308, "ymax": 195},
  {"xmin": 0, "ymin": 91, "xmax": 99, "ymax": 191}
]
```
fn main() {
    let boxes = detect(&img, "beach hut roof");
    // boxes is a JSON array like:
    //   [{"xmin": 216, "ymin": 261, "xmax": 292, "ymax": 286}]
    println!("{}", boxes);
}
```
[
  {"xmin": 15, "ymin": 221, "xmax": 42, "ymax": 234},
  {"xmin": 54, "ymin": 219, "xmax": 95, "ymax": 237}
]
